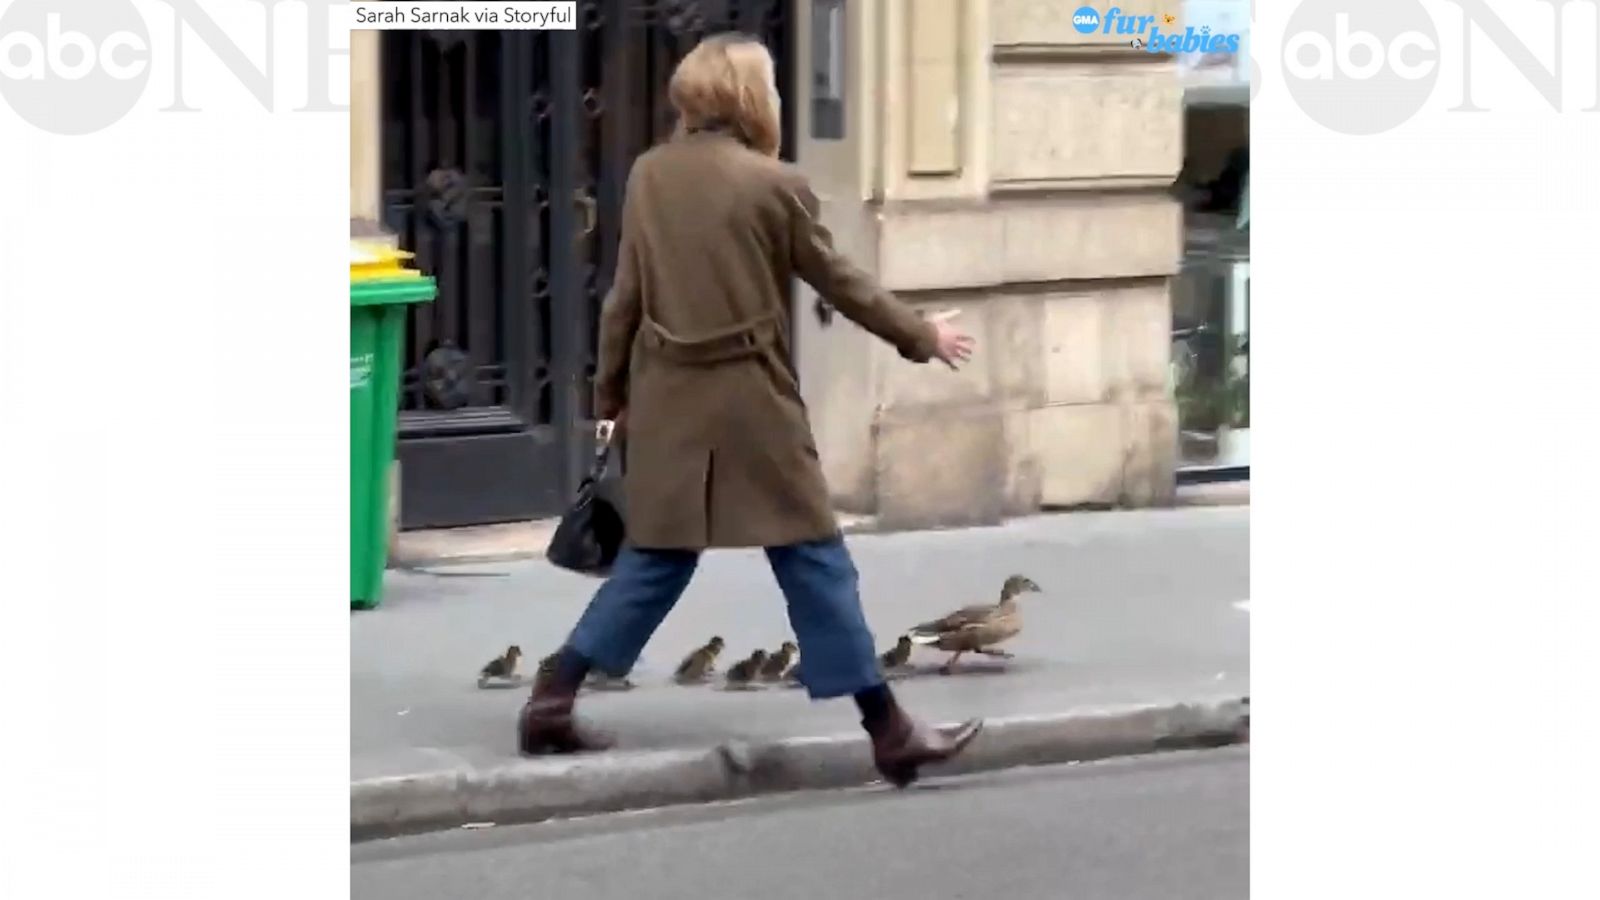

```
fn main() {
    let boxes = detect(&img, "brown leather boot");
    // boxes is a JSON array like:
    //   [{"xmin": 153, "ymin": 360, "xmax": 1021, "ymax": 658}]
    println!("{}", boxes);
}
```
[
  {"xmin": 517, "ymin": 669, "xmax": 615, "ymax": 756},
  {"xmin": 864, "ymin": 698, "xmax": 983, "ymax": 788}
]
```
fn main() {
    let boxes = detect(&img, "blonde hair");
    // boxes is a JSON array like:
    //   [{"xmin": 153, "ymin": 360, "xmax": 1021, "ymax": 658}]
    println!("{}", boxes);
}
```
[{"xmin": 668, "ymin": 33, "xmax": 781, "ymax": 157}]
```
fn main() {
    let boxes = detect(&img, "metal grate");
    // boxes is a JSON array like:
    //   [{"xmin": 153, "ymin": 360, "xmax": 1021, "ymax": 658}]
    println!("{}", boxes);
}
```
[{"xmin": 377, "ymin": 3, "xmax": 794, "ymax": 525}]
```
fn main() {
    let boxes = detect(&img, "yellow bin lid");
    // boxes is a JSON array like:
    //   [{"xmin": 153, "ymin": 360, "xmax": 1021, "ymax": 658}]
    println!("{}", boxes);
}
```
[{"xmin": 351, "ymin": 239, "xmax": 424, "ymax": 283}]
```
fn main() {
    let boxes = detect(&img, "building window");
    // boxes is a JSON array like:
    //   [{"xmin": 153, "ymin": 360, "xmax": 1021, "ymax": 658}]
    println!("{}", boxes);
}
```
[
  {"xmin": 1174, "ymin": 19, "xmax": 1249, "ymax": 474},
  {"xmin": 810, "ymin": 0, "xmax": 845, "ymax": 140}
]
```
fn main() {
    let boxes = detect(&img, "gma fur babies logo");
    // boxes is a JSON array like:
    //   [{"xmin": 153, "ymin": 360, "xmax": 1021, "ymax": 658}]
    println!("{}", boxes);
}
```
[{"xmin": 1071, "ymin": 5, "xmax": 1242, "ymax": 55}]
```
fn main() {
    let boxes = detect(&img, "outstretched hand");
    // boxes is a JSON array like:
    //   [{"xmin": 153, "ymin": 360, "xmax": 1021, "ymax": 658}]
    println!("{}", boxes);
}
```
[{"xmin": 929, "ymin": 309, "xmax": 976, "ymax": 370}]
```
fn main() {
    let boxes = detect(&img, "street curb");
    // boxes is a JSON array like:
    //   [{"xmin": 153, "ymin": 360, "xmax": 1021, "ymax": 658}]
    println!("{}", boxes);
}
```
[
  {"xmin": 1175, "ymin": 480, "xmax": 1250, "ymax": 508},
  {"xmin": 389, "ymin": 514, "xmax": 881, "ymax": 569},
  {"xmin": 350, "ymin": 695, "xmax": 1248, "ymax": 842},
  {"xmin": 387, "ymin": 503, "xmax": 1250, "ymax": 569}
]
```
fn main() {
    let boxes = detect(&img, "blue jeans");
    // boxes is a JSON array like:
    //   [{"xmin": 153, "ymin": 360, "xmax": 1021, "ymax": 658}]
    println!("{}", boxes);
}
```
[{"xmin": 565, "ymin": 537, "xmax": 884, "ymax": 699}]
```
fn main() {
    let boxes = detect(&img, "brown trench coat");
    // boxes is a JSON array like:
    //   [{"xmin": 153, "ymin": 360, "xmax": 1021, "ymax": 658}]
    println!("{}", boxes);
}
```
[{"xmin": 594, "ymin": 129, "xmax": 938, "ymax": 549}]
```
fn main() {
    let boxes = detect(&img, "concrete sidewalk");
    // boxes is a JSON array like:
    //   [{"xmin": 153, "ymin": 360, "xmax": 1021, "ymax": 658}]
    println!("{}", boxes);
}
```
[
  {"xmin": 352, "ymin": 506, "xmax": 1249, "ymax": 838},
  {"xmin": 391, "ymin": 485, "xmax": 1246, "ymax": 567}
]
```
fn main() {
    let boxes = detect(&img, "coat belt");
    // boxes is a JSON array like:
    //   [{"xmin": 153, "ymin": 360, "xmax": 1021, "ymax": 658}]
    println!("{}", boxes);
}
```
[{"xmin": 643, "ymin": 313, "xmax": 777, "ymax": 365}]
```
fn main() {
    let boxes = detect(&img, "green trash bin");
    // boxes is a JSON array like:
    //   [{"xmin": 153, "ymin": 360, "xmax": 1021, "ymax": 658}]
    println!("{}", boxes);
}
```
[{"xmin": 351, "ymin": 269, "xmax": 436, "ymax": 609}]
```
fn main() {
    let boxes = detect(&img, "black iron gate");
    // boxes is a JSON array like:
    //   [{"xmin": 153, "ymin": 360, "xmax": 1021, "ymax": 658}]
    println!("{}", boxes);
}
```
[{"xmin": 381, "ymin": 1, "xmax": 793, "ymax": 529}]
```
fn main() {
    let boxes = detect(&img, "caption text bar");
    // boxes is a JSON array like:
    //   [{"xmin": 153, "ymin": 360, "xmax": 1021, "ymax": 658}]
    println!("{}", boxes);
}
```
[{"xmin": 340, "ymin": 2, "xmax": 578, "ymax": 31}]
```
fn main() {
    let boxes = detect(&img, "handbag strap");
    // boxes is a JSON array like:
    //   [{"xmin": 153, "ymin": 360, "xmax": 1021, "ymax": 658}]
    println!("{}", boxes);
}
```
[{"xmin": 587, "ymin": 421, "xmax": 618, "ymax": 481}]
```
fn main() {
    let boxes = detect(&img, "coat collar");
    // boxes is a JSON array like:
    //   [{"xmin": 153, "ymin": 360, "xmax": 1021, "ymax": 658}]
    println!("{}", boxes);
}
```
[{"xmin": 678, "ymin": 118, "xmax": 750, "ymax": 148}]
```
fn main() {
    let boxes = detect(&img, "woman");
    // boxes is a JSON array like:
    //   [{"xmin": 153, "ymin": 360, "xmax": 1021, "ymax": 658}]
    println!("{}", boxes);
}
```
[{"xmin": 519, "ymin": 33, "xmax": 981, "ymax": 787}]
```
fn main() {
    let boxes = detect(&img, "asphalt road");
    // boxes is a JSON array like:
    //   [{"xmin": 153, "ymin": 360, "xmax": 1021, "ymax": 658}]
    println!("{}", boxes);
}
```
[{"xmin": 352, "ymin": 747, "xmax": 1249, "ymax": 900}]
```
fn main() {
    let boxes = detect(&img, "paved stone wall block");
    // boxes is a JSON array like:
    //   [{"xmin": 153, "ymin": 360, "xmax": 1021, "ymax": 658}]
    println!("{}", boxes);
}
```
[
  {"xmin": 906, "ymin": 0, "xmax": 965, "ymax": 175},
  {"xmin": 1106, "ymin": 281, "xmax": 1175, "ymax": 402},
  {"xmin": 1003, "ymin": 406, "xmax": 1044, "ymax": 514},
  {"xmin": 986, "ymin": 294, "xmax": 1048, "ymax": 407},
  {"xmin": 1041, "ymin": 292, "xmax": 1110, "ymax": 406},
  {"xmin": 992, "ymin": 65, "xmax": 1182, "ymax": 187},
  {"xmin": 877, "ymin": 206, "xmax": 1005, "ymax": 292},
  {"xmin": 992, "ymin": 0, "xmax": 1171, "ymax": 48},
  {"xmin": 1030, "ymin": 403, "xmax": 1126, "ymax": 506},
  {"xmin": 1002, "ymin": 195, "xmax": 1182, "ymax": 283},
  {"xmin": 877, "ymin": 296, "xmax": 993, "ymax": 410},
  {"xmin": 878, "ymin": 195, "xmax": 1181, "ymax": 292},
  {"xmin": 1120, "ymin": 399, "xmax": 1180, "ymax": 507},
  {"xmin": 875, "ymin": 407, "xmax": 1008, "ymax": 529}
]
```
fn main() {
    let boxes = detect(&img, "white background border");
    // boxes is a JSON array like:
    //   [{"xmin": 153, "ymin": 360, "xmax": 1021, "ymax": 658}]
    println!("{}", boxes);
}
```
[{"xmin": 1, "ymin": 0, "xmax": 1598, "ymax": 895}]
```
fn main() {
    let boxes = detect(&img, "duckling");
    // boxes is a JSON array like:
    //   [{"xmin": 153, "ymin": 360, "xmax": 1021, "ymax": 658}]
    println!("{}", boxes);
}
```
[
  {"xmin": 878, "ymin": 635, "xmax": 914, "ymax": 672},
  {"xmin": 674, "ymin": 635, "xmax": 726, "ymax": 684},
  {"xmin": 724, "ymin": 649, "xmax": 769, "ymax": 690},
  {"xmin": 758, "ymin": 641, "xmax": 798, "ymax": 682},
  {"xmin": 585, "ymin": 669, "xmax": 637, "ymax": 692},
  {"xmin": 907, "ymin": 575, "xmax": 1043, "ymax": 675},
  {"xmin": 529, "ymin": 651, "xmax": 560, "ymax": 693},
  {"xmin": 476, "ymin": 645, "xmax": 523, "ymax": 688}
]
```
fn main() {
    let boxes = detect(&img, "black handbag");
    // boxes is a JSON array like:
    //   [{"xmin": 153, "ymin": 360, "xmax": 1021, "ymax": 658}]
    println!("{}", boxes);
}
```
[{"xmin": 545, "ymin": 427, "xmax": 626, "ymax": 577}]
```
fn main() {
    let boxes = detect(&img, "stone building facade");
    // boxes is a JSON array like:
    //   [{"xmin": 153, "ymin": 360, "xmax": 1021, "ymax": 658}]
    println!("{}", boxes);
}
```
[
  {"xmin": 788, "ymin": 0, "xmax": 1183, "ymax": 528},
  {"xmin": 349, "ymin": 1, "xmax": 1183, "ymax": 532}
]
